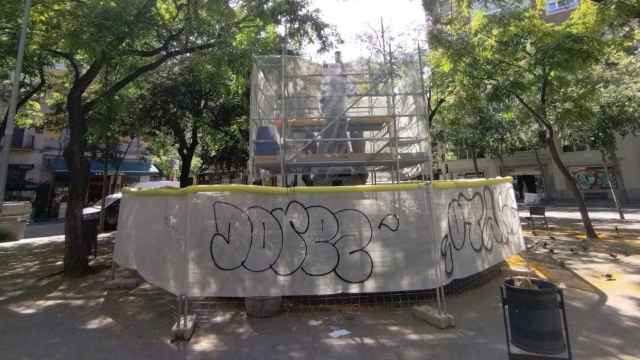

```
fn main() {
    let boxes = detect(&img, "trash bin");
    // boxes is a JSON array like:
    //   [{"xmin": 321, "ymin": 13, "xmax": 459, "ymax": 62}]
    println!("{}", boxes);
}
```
[
  {"xmin": 501, "ymin": 277, "xmax": 571, "ymax": 357},
  {"xmin": 82, "ymin": 217, "xmax": 98, "ymax": 258}
]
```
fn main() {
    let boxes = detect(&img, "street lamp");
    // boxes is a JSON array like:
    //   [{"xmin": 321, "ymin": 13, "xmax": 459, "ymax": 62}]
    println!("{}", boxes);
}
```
[{"xmin": 0, "ymin": 0, "xmax": 33, "ymax": 209}]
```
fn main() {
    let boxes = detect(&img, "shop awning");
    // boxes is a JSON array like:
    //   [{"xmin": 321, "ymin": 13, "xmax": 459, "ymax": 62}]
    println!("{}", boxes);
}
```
[{"xmin": 48, "ymin": 158, "xmax": 159, "ymax": 175}]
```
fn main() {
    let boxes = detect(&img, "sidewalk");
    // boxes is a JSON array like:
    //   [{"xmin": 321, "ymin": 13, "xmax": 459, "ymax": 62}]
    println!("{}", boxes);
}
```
[{"xmin": 0, "ymin": 210, "xmax": 638, "ymax": 359}]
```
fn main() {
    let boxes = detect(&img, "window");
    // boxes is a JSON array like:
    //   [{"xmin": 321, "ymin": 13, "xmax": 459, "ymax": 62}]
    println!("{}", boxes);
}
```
[
  {"xmin": 546, "ymin": 0, "xmax": 579, "ymax": 14},
  {"xmin": 11, "ymin": 128, "xmax": 25, "ymax": 148}
]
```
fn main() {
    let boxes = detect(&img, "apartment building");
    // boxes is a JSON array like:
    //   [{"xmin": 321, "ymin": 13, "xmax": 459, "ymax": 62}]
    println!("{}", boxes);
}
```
[
  {"xmin": 4, "ymin": 125, "xmax": 159, "ymax": 218},
  {"xmin": 2, "ymin": 100, "xmax": 159, "ymax": 219},
  {"xmin": 432, "ymin": 0, "xmax": 581, "ymax": 21}
]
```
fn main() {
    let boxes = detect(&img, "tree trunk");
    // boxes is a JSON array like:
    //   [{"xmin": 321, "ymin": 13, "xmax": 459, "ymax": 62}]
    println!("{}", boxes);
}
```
[
  {"xmin": 179, "ymin": 152, "xmax": 194, "ymax": 188},
  {"xmin": 608, "ymin": 151, "xmax": 628, "ymax": 204},
  {"xmin": 534, "ymin": 148, "xmax": 546, "ymax": 198},
  {"xmin": 109, "ymin": 138, "xmax": 134, "ymax": 193},
  {"xmin": 497, "ymin": 153, "xmax": 505, "ymax": 177},
  {"xmin": 471, "ymin": 150, "xmax": 480, "ymax": 176},
  {"xmin": 545, "ymin": 137, "xmax": 598, "ymax": 240},
  {"xmin": 63, "ymin": 94, "xmax": 91, "ymax": 276},
  {"xmin": 600, "ymin": 150, "xmax": 624, "ymax": 220}
]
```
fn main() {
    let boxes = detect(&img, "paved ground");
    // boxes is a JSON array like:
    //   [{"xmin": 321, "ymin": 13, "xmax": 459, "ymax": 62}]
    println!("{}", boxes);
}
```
[{"xmin": 1, "ymin": 205, "xmax": 639, "ymax": 359}]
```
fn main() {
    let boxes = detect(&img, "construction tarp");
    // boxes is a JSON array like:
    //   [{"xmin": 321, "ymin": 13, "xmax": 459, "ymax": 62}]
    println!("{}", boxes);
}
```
[{"xmin": 114, "ymin": 178, "xmax": 524, "ymax": 297}]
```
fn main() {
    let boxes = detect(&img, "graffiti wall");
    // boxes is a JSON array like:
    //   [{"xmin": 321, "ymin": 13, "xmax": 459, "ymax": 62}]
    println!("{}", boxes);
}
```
[
  {"xmin": 432, "ymin": 184, "xmax": 523, "ymax": 280},
  {"xmin": 571, "ymin": 166, "xmax": 617, "ymax": 191},
  {"xmin": 114, "ymin": 180, "xmax": 524, "ymax": 297}
]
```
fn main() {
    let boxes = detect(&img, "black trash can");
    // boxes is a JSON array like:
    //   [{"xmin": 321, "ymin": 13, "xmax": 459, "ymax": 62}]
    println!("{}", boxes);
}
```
[
  {"xmin": 502, "ymin": 277, "xmax": 570, "ymax": 356},
  {"xmin": 82, "ymin": 217, "xmax": 98, "ymax": 258}
]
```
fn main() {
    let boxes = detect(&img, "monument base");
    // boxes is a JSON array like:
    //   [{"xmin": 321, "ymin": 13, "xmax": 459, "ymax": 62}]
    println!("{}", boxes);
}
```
[
  {"xmin": 172, "ymin": 315, "xmax": 197, "ymax": 341},
  {"xmin": 412, "ymin": 305, "xmax": 455, "ymax": 329}
]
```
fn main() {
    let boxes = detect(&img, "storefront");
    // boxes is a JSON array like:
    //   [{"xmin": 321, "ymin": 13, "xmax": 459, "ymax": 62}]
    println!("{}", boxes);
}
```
[
  {"xmin": 505, "ymin": 166, "xmax": 545, "ymax": 203},
  {"xmin": 5, "ymin": 164, "xmax": 38, "ymax": 201},
  {"xmin": 47, "ymin": 158, "xmax": 160, "ymax": 212}
]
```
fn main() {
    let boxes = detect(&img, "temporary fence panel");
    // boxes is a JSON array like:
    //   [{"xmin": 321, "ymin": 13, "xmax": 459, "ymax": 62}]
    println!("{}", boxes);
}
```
[
  {"xmin": 431, "ymin": 180, "xmax": 525, "ymax": 281},
  {"xmin": 114, "ymin": 178, "xmax": 524, "ymax": 297}
]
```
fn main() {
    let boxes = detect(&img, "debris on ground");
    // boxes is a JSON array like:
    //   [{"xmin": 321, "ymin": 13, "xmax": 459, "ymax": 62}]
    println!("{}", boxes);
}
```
[{"xmin": 328, "ymin": 329, "xmax": 351, "ymax": 338}]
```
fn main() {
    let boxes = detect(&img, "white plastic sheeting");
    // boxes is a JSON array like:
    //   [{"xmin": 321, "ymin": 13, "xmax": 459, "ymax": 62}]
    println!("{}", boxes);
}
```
[{"xmin": 114, "ymin": 180, "xmax": 524, "ymax": 297}]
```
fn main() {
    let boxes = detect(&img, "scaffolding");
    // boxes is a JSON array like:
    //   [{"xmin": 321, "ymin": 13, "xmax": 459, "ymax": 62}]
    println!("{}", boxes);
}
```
[{"xmin": 249, "ymin": 42, "xmax": 431, "ymax": 186}]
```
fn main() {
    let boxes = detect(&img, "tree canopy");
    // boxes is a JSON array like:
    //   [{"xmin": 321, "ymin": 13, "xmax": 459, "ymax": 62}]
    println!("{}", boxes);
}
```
[
  {"xmin": 425, "ymin": 0, "xmax": 639, "ymax": 239},
  {"xmin": 1, "ymin": 0, "xmax": 337, "ymax": 275}
]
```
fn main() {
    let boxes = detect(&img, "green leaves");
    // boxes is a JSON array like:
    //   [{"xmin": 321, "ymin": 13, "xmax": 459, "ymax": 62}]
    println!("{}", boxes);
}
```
[{"xmin": 425, "ymin": 0, "xmax": 639, "ymax": 162}]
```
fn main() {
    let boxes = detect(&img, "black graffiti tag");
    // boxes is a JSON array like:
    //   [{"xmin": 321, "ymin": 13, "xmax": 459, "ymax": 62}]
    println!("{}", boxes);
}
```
[
  {"xmin": 209, "ymin": 200, "xmax": 398, "ymax": 284},
  {"xmin": 378, "ymin": 213, "xmax": 400, "ymax": 232},
  {"xmin": 440, "ymin": 186, "xmax": 518, "ymax": 276}
]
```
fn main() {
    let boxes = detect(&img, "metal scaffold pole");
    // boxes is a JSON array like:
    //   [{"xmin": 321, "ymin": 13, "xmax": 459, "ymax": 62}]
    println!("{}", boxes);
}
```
[
  {"xmin": 388, "ymin": 42, "xmax": 400, "ymax": 184},
  {"xmin": 250, "ymin": 20, "xmax": 434, "ymax": 186},
  {"xmin": 380, "ymin": 18, "xmax": 399, "ymax": 184},
  {"xmin": 280, "ymin": 30, "xmax": 288, "ymax": 187},
  {"xmin": 417, "ymin": 41, "xmax": 433, "ymax": 181}
]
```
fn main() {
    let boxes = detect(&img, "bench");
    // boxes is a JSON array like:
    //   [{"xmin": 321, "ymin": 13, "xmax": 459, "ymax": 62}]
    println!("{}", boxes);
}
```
[{"xmin": 527, "ymin": 206, "xmax": 549, "ymax": 231}]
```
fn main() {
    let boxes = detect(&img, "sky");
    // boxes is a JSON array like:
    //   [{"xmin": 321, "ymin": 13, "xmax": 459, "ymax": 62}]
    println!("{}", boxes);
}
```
[{"xmin": 306, "ymin": 0, "xmax": 428, "ymax": 62}]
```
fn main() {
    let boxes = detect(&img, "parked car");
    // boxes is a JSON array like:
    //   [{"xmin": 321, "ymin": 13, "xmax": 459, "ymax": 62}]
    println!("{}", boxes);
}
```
[
  {"xmin": 82, "ymin": 181, "xmax": 178, "ymax": 231},
  {"xmin": 82, "ymin": 193, "xmax": 122, "ymax": 231}
]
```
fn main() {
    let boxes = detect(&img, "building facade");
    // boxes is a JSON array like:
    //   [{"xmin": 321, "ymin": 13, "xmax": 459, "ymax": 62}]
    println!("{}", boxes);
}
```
[
  {"xmin": 442, "ymin": 135, "xmax": 640, "ymax": 202},
  {"xmin": 4, "ymin": 126, "xmax": 159, "ymax": 219},
  {"xmin": 1, "ymin": 68, "xmax": 161, "ymax": 219}
]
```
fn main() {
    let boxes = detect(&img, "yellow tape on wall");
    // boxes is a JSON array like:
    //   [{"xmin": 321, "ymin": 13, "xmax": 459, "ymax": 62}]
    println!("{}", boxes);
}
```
[
  {"xmin": 122, "ymin": 177, "xmax": 513, "ymax": 197},
  {"xmin": 431, "ymin": 177, "xmax": 513, "ymax": 190}
]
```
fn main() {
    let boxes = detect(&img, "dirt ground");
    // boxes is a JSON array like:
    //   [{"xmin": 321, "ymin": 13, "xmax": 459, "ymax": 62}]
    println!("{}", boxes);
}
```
[{"xmin": 1, "ymin": 206, "xmax": 639, "ymax": 360}]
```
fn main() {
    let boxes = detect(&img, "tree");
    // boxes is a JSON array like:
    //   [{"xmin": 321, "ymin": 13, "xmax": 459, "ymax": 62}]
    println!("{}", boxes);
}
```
[
  {"xmin": 431, "ymin": 45, "xmax": 523, "ymax": 178},
  {"xmin": 440, "ymin": 88, "xmax": 488, "ymax": 175},
  {"xmin": 199, "ymin": 110, "xmax": 250, "ymax": 175},
  {"xmin": 4, "ymin": 0, "xmax": 336, "ymax": 276},
  {"xmin": 140, "ymin": 56, "xmax": 227, "ymax": 187},
  {"xmin": 563, "ymin": 49, "xmax": 640, "ymax": 218},
  {"xmin": 430, "ymin": 2, "xmax": 615, "ymax": 240},
  {"xmin": 87, "ymin": 86, "xmax": 144, "ymax": 230}
]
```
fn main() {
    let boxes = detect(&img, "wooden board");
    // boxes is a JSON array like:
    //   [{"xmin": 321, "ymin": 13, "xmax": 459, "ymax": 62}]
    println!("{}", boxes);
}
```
[
  {"xmin": 285, "ymin": 115, "xmax": 392, "ymax": 129},
  {"xmin": 254, "ymin": 152, "xmax": 429, "ymax": 170}
]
